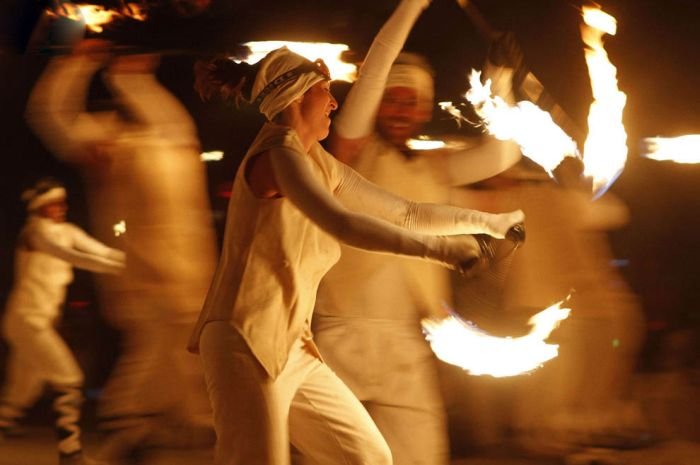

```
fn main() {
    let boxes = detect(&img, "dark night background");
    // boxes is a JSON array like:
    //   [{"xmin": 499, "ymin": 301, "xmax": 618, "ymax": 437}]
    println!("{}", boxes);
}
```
[{"xmin": 0, "ymin": 0, "xmax": 698, "ymax": 404}]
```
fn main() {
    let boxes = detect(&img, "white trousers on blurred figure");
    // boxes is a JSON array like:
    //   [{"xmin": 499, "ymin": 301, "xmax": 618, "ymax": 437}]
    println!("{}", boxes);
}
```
[
  {"xmin": 0, "ymin": 314, "xmax": 85, "ymax": 455},
  {"xmin": 313, "ymin": 316, "xmax": 450, "ymax": 465},
  {"xmin": 1, "ymin": 314, "xmax": 84, "ymax": 409},
  {"xmin": 199, "ymin": 321, "xmax": 393, "ymax": 465}
]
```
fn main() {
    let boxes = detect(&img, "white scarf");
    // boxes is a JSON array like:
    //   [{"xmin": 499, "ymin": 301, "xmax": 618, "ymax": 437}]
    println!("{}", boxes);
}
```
[{"xmin": 251, "ymin": 47, "xmax": 327, "ymax": 121}]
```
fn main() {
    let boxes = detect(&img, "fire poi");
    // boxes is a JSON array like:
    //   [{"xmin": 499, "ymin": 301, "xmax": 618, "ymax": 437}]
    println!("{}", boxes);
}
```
[{"xmin": 422, "ymin": 298, "xmax": 572, "ymax": 377}]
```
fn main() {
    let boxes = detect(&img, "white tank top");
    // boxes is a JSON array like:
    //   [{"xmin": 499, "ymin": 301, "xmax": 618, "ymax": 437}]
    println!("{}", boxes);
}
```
[{"xmin": 189, "ymin": 123, "xmax": 342, "ymax": 378}]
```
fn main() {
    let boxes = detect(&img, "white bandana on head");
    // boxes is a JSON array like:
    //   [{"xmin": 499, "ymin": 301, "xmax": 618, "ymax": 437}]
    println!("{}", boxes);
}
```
[
  {"xmin": 24, "ymin": 187, "xmax": 67, "ymax": 211},
  {"xmin": 386, "ymin": 62, "xmax": 434, "ymax": 113},
  {"xmin": 251, "ymin": 47, "xmax": 329, "ymax": 121}
]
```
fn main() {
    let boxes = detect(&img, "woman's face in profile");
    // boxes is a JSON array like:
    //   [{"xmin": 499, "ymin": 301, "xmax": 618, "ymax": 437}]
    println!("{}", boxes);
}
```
[{"xmin": 299, "ymin": 80, "xmax": 338, "ymax": 141}]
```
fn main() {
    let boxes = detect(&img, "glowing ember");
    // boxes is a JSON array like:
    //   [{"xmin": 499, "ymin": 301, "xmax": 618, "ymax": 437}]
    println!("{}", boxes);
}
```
[
  {"xmin": 238, "ymin": 41, "xmax": 357, "ymax": 82},
  {"xmin": 406, "ymin": 136, "xmax": 446, "ymax": 151},
  {"xmin": 580, "ymin": 6, "xmax": 628, "ymax": 198},
  {"xmin": 461, "ymin": 70, "xmax": 580, "ymax": 174},
  {"xmin": 422, "ymin": 299, "xmax": 571, "ymax": 377},
  {"xmin": 641, "ymin": 135, "xmax": 700, "ymax": 164},
  {"xmin": 200, "ymin": 150, "xmax": 224, "ymax": 162},
  {"xmin": 47, "ymin": 3, "xmax": 147, "ymax": 33},
  {"xmin": 113, "ymin": 220, "xmax": 126, "ymax": 237}
]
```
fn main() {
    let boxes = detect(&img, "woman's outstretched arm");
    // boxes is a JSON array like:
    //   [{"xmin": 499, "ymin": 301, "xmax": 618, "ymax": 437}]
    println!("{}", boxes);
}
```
[
  {"xmin": 333, "ymin": 161, "xmax": 524, "ymax": 238},
  {"xmin": 268, "ymin": 147, "xmax": 481, "ymax": 272}
]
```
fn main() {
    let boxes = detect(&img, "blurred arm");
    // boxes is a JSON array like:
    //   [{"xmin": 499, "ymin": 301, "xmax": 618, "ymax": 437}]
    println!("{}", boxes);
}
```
[
  {"xmin": 69, "ymin": 225, "xmax": 127, "ymax": 263},
  {"xmin": 29, "ymin": 223, "xmax": 125, "ymax": 274},
  {"xmin": 330, "ymin": 0, "xmax": 430, "ymax": 164},
  {"xmin": 25, "ymin": 54, "xmax": 116, "ymax": 162},
  {"xmin": 107, "ymin": 57, "xmax": 199, "ymax": 147},
  {"xmin": 576, "ymin": 191, "xmax": 630, "ymax": 231}
]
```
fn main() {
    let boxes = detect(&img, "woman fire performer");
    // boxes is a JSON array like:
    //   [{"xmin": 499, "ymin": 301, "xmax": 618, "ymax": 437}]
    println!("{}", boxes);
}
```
[{"xmin": 189, "ymin": 14, "xmax": 523, "ymax": 465}]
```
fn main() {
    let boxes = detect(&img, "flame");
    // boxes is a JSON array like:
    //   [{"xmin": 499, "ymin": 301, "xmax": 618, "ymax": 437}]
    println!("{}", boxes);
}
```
[
  {"xmin": 48, "ymin": 2, "xmax": 147, "ymax": 33},
  {"xmin": 581, "ymin": 6, "xmax": 617, "ymax": 35},
  {"xmin": 641, "ymin": 135, "xmax": 700, "ymax": 164},
  {"xmin": 462, "ymin": 71, "xmax": 580, "ymax": 174},
  {"xmin": 406, "ymin": 136, "xmax": 447, "ymax": 151},
  {"xmin": 113, "ymin": 220, "xmax": 126, "ymax": 237},
  {"xmin": 238, "ymin": 41, "xmax": 357, "ymax": 82},
  {"xmin": 439, "ymin": 6, "xmax": 628, "ymax": 197},
  {"xmin": 422, "ymin": 299, "xmax": 571, "ymax": 377},
  {"xmin": 78, "ymin": 4, "xmax": 119, "ymax": 32},
  {"xmin": 200, "ymin": 150, "xmax": 225, "ymax": 162},
  {"xmin": 121, "ymin": 2, "xmax": 147, "ymax": 21},
  {"xmin": 438, "ymin": 101, "xmax": 466, "ymax": 128},
  {"xmin": 580, "ymin": 6, "xmax": 628, "ymax": 198}
]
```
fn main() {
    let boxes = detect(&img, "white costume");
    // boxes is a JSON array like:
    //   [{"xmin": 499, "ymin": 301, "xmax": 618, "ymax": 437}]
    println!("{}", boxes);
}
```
[
  {"xmin": 192, "ymin": 123, "xmax": 389, "ymax": 465},
  {"xmin": 0, "ymin": 214, "xmax": 124, "ymax": 458},
  {"xmin": 25, "ymin": 53, "xmax": 218, "ymax": 450}
]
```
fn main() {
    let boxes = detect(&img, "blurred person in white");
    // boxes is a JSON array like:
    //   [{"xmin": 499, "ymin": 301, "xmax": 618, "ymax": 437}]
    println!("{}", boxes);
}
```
[
  {"xmin": 25, "ymin": 41, "xmax": 219, "ymax": 461},
  {"xmin": 312, "ymin": 2, "xmax": 524, "ymax": 464},
  {"xmin": 449, "ymin": 160, "xmax": 648, "ymax": 454},
  {"xmin": 0, "ymin": 178, "xmax": 125, "ymax": 465}
]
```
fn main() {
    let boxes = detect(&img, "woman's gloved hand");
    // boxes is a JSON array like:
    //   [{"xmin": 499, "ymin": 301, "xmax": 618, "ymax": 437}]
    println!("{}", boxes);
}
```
[
  {"xmin": 456, "ymin": 208, "xmax": 525, "ymax": 239},
  {"xmin": 424, "ymin": 234, "xmax": 485, "ymax": 274}
]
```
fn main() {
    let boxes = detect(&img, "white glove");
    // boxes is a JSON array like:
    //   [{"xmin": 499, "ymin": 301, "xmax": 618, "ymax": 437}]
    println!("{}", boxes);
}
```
[
  {"xmin": 455, "ymin": 208, "xmax": 525, "ymax": 239},
  {"xmin": 424, "ymin": 234, "xmax": 483, "ymax": 273}
]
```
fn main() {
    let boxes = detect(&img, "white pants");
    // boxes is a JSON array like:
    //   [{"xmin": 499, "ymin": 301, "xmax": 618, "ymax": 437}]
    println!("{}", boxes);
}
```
[
  {"xmin": 199, "ymin": 321, "xmax": 392, "ymax": 465},
  {"xmin": 313, "ymin": 316, "xmax": 449, "ymax": 465},
  {"xmin": 1, "ymin": 314, "xmax": 85, "ymax": 454},
  {"xmin": 1, "ymin": 314, "xmax": 83, "ymax": 410}
]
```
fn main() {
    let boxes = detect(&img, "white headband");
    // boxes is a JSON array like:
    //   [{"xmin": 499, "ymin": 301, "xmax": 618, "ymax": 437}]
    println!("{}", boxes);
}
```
[
  {"xmin": 251, "ymin": 47, "xmax": 328, "ymax": 121},
  {"xmin": 386, "ymin": 63, "xmax": 434, "ymax": 112},
  {"xmin": 25, "ymin": 187, "xmax": 67, "ymax": 211}
]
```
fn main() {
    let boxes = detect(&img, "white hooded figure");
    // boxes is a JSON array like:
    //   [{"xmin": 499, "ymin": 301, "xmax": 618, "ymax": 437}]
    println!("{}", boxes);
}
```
[
  {"xmin": 0, "ymin": 179, "xmax": 125, "ymax": 465},
  {"xmin": 25, "ymin": 44, "xmax": 218, "ymax": 459}
]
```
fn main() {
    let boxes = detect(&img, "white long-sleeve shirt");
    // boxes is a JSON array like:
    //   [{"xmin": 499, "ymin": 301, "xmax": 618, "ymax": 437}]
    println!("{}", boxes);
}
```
[{"xmin": 5, "ymin": 216, "xmax": 124, "ymax": 329}]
